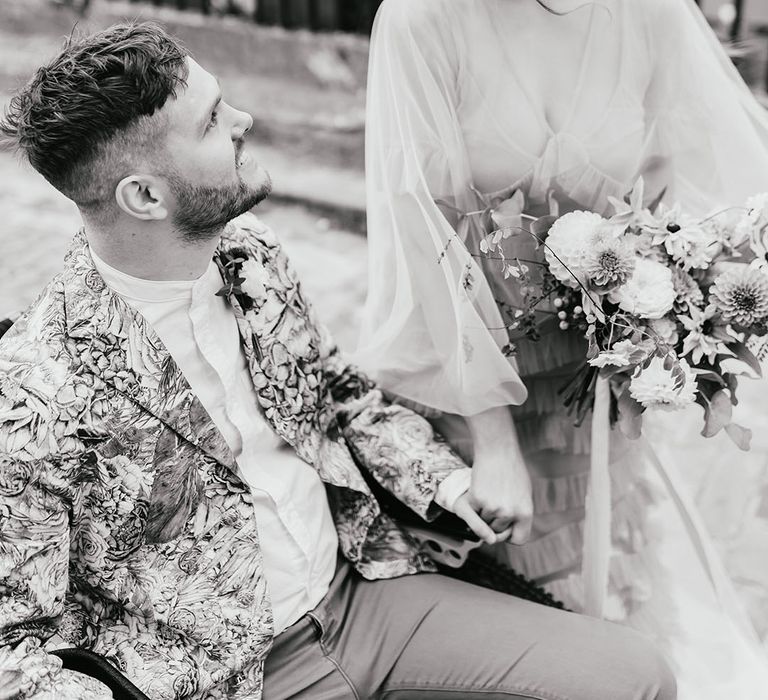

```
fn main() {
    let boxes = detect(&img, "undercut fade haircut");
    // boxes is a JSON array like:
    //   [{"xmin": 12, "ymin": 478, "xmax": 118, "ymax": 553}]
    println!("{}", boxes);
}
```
[{"xmin": 0, "ymin": 22, "xmax": 189, "ymax": 216}]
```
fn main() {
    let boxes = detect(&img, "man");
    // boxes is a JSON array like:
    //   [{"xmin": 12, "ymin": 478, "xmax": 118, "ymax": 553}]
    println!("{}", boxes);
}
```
[{"xmin": 0, "ymin": 22, "xmax": 675, "ymax": 700}]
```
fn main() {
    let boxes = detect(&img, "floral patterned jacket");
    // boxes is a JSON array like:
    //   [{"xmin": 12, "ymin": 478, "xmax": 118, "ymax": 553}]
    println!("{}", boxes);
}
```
[{"xmin": 0, "ymin": 214, "xmax": 467, "ymax": 699}]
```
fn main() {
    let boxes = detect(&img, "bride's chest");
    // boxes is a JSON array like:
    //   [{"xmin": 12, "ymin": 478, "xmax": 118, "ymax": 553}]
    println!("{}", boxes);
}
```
[{"xmin": 453, "ymin": 2, "xmax": 654, "ymax": 192}]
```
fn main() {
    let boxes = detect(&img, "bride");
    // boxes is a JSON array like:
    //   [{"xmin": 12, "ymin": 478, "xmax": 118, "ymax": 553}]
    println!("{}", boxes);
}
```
[{"xmin": 356, "ymin": 0, "xmax": 768, "ymax": 696}]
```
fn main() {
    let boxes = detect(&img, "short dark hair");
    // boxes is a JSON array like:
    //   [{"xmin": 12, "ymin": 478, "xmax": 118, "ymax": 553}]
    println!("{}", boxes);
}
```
[{"xmin": 0, "ymin": 22, "xmax": 189, "ymax": 212}]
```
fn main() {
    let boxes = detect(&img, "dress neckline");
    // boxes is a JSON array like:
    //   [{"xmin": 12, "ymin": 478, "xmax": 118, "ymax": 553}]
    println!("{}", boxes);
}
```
[
  {"xmin": 490, "ymin": 0, "xmax": 598, "ymax": 136},
  {"xmin": 475, "ymin": 0, "xmax": 627, "ymax": 162}
]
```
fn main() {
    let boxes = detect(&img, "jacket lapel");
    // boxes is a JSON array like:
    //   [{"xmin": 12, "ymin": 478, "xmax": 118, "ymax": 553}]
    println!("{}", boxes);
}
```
[
  {"xmin": 62, "ymin": 231, "xmax": 236, "ymax": 471},
  {"xmin": 213, "ymin": 221, "xmax": 369, "ymax": 494},
  {"xmin": 213, "ymin": 227, "xmax": 302, "ymax": 449}
]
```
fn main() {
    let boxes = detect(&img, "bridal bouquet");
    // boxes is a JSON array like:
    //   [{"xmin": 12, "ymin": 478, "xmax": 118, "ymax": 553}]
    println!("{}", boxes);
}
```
[{"xmin": 473, "ymin": 180, "xmax": 768, "ymax": 450}]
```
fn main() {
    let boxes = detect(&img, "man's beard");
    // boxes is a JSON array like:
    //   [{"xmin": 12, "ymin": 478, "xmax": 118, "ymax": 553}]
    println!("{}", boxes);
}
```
[{"xmin": 167, "ymin": 170, "xmax": 272, "ymax": 243}]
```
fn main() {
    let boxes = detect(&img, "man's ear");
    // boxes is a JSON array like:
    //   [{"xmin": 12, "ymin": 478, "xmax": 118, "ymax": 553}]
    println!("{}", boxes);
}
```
[{"xmin": 115, "ymin": 174, "xmax": 169, "ymax": 221}]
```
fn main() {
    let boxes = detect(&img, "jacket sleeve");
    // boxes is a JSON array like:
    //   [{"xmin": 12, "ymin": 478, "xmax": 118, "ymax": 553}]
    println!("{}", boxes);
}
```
[
  {"xmin": 283, "ymin": 252, "xmax": 469, "ymax": 521},
  {"xmin": 0, "ymin": 446, "xmax": 112, "ymax": 697},
  {"xmin": 235, "ymin": 212, "xmax": 470, "ymax": 520}
]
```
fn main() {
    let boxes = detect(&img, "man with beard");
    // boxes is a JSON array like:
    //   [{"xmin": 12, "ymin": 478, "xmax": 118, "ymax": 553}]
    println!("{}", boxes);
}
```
[{"xmin": 0, "ymin": 22, "xmax": 675, "ymax": 700}]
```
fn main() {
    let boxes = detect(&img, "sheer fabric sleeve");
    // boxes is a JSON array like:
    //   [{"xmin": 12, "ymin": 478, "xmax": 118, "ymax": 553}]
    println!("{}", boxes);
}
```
[
  {"xmin": 640, "ymin": 0, "xmax": 768, "ymax": 214},
  {"xmin": 354, "ymin": 0, "xmax": 528, "ymax": 416}
]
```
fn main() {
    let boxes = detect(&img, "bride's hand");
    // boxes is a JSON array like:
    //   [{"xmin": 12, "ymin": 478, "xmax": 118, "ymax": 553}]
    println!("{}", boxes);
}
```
[
  {"xmin": 463, "ymin": 407, "xmax": 534, "ymax": 545},
  {"xmin": 470, "ymin": 441, "xmax": 533, "ymax": 546}
]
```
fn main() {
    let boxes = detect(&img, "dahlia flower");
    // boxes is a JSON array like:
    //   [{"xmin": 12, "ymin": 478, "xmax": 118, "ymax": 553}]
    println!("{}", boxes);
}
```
[
  {"xmin": 544, "ymin": 211, "xmax": 607, "ymax": 289},
  {"xmin": 670, "ymin": 266, "xmax": 704, "ymax": 313},
  {"xmin": 709, "ymin": 267, "xmax": 768, "ymax": 328},
  {"xmin": 583, "ymin": 233, "xmax": 636, "ymax": 290}
]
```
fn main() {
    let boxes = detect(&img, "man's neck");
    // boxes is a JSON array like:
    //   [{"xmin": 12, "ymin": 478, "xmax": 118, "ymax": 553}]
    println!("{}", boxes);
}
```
[{"xmin": 84, "ymin": 218, "xmax": 223, "ymax": 282}]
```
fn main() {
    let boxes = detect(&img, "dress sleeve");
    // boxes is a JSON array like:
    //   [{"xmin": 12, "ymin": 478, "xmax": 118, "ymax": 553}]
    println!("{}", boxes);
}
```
[
  {"xmin": 354, "ymin": 0, "xmax": 528, "ymax": 416},
  {"xmin": 640, "ymin": 0, "xmax": 768, "ymax": 213}
]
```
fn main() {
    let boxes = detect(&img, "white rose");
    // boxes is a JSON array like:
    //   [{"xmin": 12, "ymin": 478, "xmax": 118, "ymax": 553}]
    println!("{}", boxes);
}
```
[{"xmin": 609, "ymin": 259, "xmax": 675, "ymax": 319}]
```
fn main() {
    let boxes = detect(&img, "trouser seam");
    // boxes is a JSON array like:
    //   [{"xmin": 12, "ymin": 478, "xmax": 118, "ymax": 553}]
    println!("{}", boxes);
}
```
[
  {"xmin": 379, "ymin": 683, "xmax": 566, "ymax": 700},
  {"xmin": 317, "ymin": 636, "xmax": 361, "ymax": 700}
]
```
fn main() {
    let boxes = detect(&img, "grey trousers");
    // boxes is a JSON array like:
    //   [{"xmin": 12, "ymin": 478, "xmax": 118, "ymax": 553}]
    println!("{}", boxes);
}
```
[{"xmin": 263, "ymin": 561, "xmax": 677, "ymax": 700}]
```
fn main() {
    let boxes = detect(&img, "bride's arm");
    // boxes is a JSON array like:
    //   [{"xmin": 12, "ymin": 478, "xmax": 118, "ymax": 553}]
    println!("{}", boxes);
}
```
[{"xmin": 361, "ymin": 0, "xmax": 534, "ymax": 541}]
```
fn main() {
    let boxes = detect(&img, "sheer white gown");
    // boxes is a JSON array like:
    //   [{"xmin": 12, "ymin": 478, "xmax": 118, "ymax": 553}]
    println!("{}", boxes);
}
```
[{"xmin": 356, "ymin": 0, "xmax": 768, "ymax": 697}]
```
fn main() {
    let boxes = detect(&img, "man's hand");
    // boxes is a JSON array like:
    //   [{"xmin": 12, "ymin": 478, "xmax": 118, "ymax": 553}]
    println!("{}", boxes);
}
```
[{"xmin": 452, "ymin": 491, "xmax": 513, "ymax": 545}]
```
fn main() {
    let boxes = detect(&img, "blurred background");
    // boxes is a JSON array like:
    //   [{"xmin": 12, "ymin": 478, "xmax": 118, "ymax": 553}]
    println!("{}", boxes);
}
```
[
  {"xmin": 1, "ymin": 0, "xmax": 768, "ymax": 648},
  {"xmin": 3, "ymin": 0, "xmax": 768, "ymax": 331}
]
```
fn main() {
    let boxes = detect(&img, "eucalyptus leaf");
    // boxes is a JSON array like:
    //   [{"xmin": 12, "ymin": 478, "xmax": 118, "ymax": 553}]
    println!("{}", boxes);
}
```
[
  {"xmin": 701, "ymin": 389, "xmax": 732, "ymax": 438},
  {"xmin": 724, "ymin": 422, "xmax": 752, "ymax": 451},
  {"xmin": 530, "ymin": 215, "xmax": 558, "ymax": 244},
  {"xmin": 668, "ymin": 360, "xmax": 686, "ymax": 390},
  {"xmin": 484, "ymin": 184, "xmax": 518, "ymax": 205},
  {"xmin": 587, "ymin": 333, "xmax": 599, "ymax": 360},
  {"xmin": 693, "ymin": 370, "xmax": 727, "ymax": 387},
  {"xmin": 725, "ymin": 373, "xmax": 740, "ymax": 404},
  {"xmin": 491, "ymin": 191, "xmax": 525, "ymax": 231},
  {"xmin": 729, "ymin": 341, "xmax": 763, "ymax": 378}
]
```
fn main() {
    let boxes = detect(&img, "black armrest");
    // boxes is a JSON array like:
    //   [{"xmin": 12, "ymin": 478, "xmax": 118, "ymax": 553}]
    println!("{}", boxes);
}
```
[
  {"xmin": 51, "ymin": 648, "xmax": 151, "ymax": 700},
  {"xmin": 341, "ymin": 428, "xmax": 569, "ymax": 611},
  {"xmin": 0, "ymin": 317, "xmax": 15, "ymax": 339}
]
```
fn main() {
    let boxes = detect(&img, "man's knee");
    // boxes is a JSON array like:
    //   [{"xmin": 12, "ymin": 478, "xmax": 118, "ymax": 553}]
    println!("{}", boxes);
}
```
[
  {"xmin": 633, "ymin": 639, "xmax": 677, "ymax": 700},
  {"xmin": 602, "ymin": 626, "xmax": 677, "ymax": 700}
]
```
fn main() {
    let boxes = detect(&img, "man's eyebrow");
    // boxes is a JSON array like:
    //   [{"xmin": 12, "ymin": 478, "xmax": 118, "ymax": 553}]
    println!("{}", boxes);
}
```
[{"xmin": 198, "ymin": 78, "xmax": 223, "ymax": 135}]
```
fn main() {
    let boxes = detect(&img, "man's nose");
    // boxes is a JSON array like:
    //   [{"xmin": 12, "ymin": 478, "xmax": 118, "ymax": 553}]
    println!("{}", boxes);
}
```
[{"xmin": 232, "ymin": 109, "xmax": 253, "ymax": 141}]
